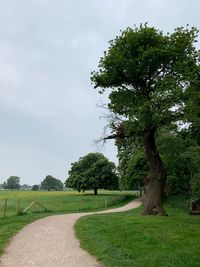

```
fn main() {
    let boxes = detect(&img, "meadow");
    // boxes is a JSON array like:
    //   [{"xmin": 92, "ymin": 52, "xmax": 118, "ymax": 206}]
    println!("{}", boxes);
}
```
[
  {"xmin": 0, "ymin": 190, "xmax": 136, "ymax": 255},
  {"xmin": 0, "ymin": 190, "xmax": 136, "ymax": 218}
]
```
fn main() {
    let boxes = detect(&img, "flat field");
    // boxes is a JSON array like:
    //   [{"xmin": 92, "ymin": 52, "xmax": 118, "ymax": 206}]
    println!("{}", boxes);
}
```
[{"xmin": 0, "ymin": 190, "xmax": 136, "ymax": 218}]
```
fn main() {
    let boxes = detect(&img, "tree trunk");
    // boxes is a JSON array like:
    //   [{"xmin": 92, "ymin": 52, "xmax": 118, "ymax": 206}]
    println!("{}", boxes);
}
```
[
  {"xmin": 142, "ymin": 128, "xmax": 167, "ymax": 216},
  {"xmin": 94, "ymin": 188, "xmax": 98, "ymax": 195}
]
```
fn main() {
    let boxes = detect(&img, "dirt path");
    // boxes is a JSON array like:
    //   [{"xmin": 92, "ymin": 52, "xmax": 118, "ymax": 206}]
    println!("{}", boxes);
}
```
[{"xmin": 0, "ymin": 198, "xmax": 142, "ymax": 267}]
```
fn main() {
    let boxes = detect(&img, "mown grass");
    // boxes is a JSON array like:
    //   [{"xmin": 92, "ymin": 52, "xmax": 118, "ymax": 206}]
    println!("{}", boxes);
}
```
[
  {"xmin": 75, "ymin": 200, "xmax": 200, "ymax": 267},
  {"xmin": 0, "ymin": 190, "xmax": 136, "ymax": 256}
]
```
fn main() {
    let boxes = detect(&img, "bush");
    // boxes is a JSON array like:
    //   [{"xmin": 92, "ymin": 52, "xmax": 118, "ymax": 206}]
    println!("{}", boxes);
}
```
[{"xmin": 191, "ymin": 175, "xmax": 200, "ymax": 203}]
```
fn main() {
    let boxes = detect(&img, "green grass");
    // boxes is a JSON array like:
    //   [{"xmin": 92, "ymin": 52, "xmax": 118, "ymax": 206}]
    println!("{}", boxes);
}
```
[
  {"xmin": 75, "ymin": 201, "xmax": 200, "ymax": 267},
  {"xmin": 0, "ymin": 190, "xmax": 136, "ymax": 256},
  {"xmin": 0, "ymin": 190, "xmax": 136, "ymax": 217}
]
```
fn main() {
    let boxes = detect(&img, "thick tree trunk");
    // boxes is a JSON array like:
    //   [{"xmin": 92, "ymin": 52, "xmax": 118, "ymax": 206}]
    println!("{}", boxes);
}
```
[
  {"xmin": 94, "ymin": 188, "xmax": 98, "ymax": 195},
  {"xmin": 142, "ymin": 128, "xmax": 167, "ymax": 216}
]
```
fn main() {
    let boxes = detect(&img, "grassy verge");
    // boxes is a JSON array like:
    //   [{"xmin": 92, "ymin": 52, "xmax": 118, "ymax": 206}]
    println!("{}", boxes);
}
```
[
  {"xmin": 0, "ymin": 191, "xmax": 135, "ymax": 256},
  {"xmin": 75, "ymin": 201, "xmax": 200, "ymax": 267},
  {"xmin": 0, "ymin": 213, "xmax": 48, "ymax": 255}
]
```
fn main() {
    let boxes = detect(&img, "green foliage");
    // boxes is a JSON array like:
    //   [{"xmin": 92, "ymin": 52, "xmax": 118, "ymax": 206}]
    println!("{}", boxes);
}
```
[
  {"xmin": 158, "ymin": 131, "xmax": 200, "ymax": 195},
  {"xmin": 32, "ymin": 185, "xmax": 39, "ymax": 191},
  {"xmin": 184, "ymin": 65, "xmax": 200, "ymax": 141},
  {"xmin": 3, "ymin": 176, "xmax": 21, "ymax": 190},
  {"xmin": 65, "ymin": 153, "xmax": 118, "ymax": 194},
  {"xmin": 117, "ymin": 128, "xmax": 200, "ymax": 196},
  {"xmin": 119, "ymin": 147, "xmax": 148, "ymax": 190},
  {"xmin": 91, "ymin": 24, "xmax": 199, "ymax": 133},
  {"xmin": 91, "ymin": 24, "xmax": 200, "ymax": 212},
  {"xmin": 191, "ymin": 175, "xmax": 200, "ymax": 203},
  {"xmin": 41, "ymin": 175, "xmax": 63, "ymax": 191}
]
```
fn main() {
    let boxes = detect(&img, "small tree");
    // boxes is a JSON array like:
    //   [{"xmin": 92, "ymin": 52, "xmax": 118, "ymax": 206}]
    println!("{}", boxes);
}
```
[
  {"xmin": 41, "ymin": 175, "xmax": 63, "ymax": 191},
  {"xmin": 3, "ymin": 176, "xmax": 21, "ymax": 190},
  {"xmin": 65, "ymin": 153, "xmax": 118, "ymax": 195}
]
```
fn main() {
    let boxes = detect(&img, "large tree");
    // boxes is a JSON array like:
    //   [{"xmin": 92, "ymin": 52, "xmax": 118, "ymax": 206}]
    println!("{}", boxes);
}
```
[
  {"xmin": 65, "ymin": 153, "xmax": 118, "ymax": 195},
  {"xmin": 91, "ymin": 24, "xmax": 199, "ymax": 215}
]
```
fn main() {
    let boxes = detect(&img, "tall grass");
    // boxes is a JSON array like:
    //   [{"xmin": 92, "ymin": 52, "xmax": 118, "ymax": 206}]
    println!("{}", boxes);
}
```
[{"xmin": 0, "ymin": 190, "xmax": 136, "ymax": 218}]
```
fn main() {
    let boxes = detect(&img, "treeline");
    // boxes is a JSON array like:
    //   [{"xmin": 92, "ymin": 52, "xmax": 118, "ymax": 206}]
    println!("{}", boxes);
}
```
[{"xmin": 0, "ymin": 175, "xmax": 64, "ymax": 191}]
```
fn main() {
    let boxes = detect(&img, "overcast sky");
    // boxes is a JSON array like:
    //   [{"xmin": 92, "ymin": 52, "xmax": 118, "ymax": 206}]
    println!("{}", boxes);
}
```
[{"xmin": 0, "ymin": 0, "xmax": 199, "ymax": 185}]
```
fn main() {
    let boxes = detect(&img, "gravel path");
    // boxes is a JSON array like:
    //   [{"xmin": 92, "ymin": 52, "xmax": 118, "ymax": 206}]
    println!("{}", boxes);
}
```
[{"xmin": 0, "ymin": 198, "xmax": 142, "ymax": 267}]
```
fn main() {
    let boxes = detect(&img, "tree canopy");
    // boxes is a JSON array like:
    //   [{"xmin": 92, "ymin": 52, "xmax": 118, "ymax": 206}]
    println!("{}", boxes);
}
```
[
  {"xmin": 65, "ymin": 152, "xmax": 118, "ymax": 195},
  {"xmin": 41, "ymin": 175, "xmax": 63, "ymax": 191},
  {"xmin": 3, "ymin": 176, "xmax": 21, "ymax": 190},
  {"xmin": 32, "ymin": 185, "xmax": 39, "ymax": 191},
  {"xmin": 91, "ymin": 24, "xmax": 200, "ymax": 215}
]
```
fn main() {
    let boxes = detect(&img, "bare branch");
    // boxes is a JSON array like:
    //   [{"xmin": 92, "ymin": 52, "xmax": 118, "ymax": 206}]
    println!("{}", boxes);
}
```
[
  {"xmin": 103, "ymin": 133, "xmax": 118, "ymax": 140},
  {"xmin": 95, "ymin": 99, "xmax": 109, "ymax": 110}
]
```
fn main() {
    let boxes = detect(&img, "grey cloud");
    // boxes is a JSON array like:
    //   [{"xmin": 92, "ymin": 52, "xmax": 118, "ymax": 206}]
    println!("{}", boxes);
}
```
[{"xmin": 0, "ymin": 0, "xmax": 199, "ymax": 184}]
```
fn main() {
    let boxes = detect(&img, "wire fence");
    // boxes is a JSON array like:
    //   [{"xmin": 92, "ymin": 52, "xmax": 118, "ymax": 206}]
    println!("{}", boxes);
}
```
[{"xmin": 0, "ymin": 193, "xmax": 137, "ymax": 219}]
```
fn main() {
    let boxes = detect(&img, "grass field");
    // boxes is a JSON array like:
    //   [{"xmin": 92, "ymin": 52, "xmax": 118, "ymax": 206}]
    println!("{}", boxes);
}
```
[
  {"xmin": 76, "ymin": 199, "xmax": 200, "ymax": 267},
  {"xmin": 0, "ymin": 190, "xmax": 136, "ymax": 256},
  {"xmin": 0, "ymin": 190, "xmax": 137, "ymax": 218}
]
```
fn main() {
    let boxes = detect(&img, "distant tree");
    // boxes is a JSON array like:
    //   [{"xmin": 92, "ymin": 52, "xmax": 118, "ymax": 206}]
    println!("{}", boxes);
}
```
[
  {"xmin": 32, "ymin": 185, "xmax": 39, "ymax": 191},
  {"xmin": 65, "ymin": 153, "xmax": 118, "ymax": 195},
  {"xmin": 21, "ymin": 184, "xmax": 31, "ymax": 190},
  {"xmin": 2, "ymin": 182, "xmax": 7, "ymax": 189},
  {"xmin": 3, "ymin": 176, "xmax": 21, "ymax": 190},
  {"xmin": 41, "ymin": 175, "xmax": 63, "ymax": 191}
]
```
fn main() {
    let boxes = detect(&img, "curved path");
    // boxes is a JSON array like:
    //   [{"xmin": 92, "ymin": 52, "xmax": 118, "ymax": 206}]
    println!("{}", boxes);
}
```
[{"xmin": 0, "ymin": 198, "xmax": 142, "ymax": 267}]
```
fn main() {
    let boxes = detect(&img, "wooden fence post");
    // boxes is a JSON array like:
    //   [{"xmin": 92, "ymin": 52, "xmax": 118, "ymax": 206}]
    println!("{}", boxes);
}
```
[{"xmin": 4, "ymin": 199, "xmax": 7, "ymax": 218}]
